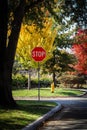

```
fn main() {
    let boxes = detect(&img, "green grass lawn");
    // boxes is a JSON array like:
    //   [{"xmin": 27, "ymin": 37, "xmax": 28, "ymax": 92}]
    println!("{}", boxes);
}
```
[
  {"xmin": 12, "ymin": 87, "xmax": 84, "ymax": 97},
  {"xmin": 0, "ymin": 100, "xmax": 57, "ymax": 130}
]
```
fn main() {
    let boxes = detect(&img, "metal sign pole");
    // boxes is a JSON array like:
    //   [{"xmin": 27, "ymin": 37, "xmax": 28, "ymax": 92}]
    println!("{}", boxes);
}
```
[
  {"xmin": 38, "ymin": 62, "xmax": 40, "ymax": 101},
  {"xmin": 31, "ymin": 47, "xmax": 46, "ymax": 101}
]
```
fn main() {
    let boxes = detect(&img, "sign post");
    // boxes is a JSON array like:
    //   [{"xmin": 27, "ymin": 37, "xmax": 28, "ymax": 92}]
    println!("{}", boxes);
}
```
[
  {"xmin": 37, "ymin": 62, "xmax": 40, "ymax": 101},
  {"xmin": 31, "ymin": 47, "xmax": 46, "ymax": 101}
]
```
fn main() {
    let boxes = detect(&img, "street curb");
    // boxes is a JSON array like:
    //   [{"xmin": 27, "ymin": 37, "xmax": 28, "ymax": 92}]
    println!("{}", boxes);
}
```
[
  {"xmin": 77, "ymin": 89, "xmax": 87, "ymax": 97},
  {"xmin": 22, "ymin": 103, "xmax": 62, "ymax": 130}
]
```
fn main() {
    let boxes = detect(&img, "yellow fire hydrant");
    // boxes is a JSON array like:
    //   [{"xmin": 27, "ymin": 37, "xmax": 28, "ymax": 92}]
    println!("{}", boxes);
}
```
[{"xmin": 51, "ymin": 82, "xmax": 55, "ymax": 93}]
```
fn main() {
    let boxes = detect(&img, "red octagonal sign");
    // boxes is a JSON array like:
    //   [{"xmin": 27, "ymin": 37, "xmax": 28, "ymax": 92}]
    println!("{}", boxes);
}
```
[{"xmin": 32, "ymin": 47, "xmax": 46, "ymax": 62}]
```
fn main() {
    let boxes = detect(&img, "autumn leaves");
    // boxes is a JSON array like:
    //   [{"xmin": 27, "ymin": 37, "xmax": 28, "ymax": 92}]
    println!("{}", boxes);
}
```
[{"xmin": 16, "ymin": 18, "xmax": 56, "ymax": 67}]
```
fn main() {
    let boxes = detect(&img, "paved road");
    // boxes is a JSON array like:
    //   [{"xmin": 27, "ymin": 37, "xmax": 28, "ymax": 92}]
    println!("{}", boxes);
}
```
[{"xmin": 39, "ymin": 97, "xmax": 87, "ymax": 130}]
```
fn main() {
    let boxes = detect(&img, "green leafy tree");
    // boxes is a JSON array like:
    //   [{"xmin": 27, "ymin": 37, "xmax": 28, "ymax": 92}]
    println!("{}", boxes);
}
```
[
  {"xmin": 63, "ymin": 0, "xmax": 87, "ymax": 28},
  {"xmin": 43, "ymin": 19, "xmax": 76, "ymax": 86},
  {"xmin": 43, "ymin": 49, "xmax": 75, "ymax": 85}
]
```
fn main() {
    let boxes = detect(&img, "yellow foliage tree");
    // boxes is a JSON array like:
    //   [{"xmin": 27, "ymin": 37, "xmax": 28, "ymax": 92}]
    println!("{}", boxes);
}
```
[{"xmin": 16, "ymin": 18, "xmax": 57, "ymax": 68}]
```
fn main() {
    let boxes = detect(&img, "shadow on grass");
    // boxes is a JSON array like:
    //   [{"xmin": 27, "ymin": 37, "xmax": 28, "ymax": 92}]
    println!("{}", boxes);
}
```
[
  {"xmin": 57, "ymin": 91, "xmax": 78, "ymax": 97},
  {"xmin": 0, "ymin": 100, "xmax": 54, "ymax": 130},
  {"xmin": 0, "ymin": 117, "xmax": 33, "ymax": 130}
]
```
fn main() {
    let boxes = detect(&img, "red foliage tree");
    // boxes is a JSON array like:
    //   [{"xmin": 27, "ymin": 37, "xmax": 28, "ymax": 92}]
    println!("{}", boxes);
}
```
[{"xmin": 72, "ymin": 29, "xmax": 87, "ymax": 75}]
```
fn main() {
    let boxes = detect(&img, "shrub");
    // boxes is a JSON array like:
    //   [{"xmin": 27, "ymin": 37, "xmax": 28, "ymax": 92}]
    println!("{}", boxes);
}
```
[
  {"xmin": 58, "ymin": 74, "xmax": 86, "ymax": 88},
  {"xmin": 12, "ymin": 74, "xmax": 52, "ymax": 89},
  {"xmin": 31, "ymin": 78, "xmax": 51, "ymax": 88},
  {"xmin": 12, "ymin": 74, "xmax": 27, "ymax": 89}
]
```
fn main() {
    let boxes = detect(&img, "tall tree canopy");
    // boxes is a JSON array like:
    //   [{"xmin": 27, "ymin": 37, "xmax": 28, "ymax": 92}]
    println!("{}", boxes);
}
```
[{"xmin": 64, "ymin": 0, "xmax": 87, "ymax": 29}]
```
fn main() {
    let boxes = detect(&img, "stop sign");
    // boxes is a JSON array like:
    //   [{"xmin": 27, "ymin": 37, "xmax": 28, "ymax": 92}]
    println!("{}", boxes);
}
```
[{"xmin": 32, "ymin": 47, "xmax": 46, "ymax": 62}]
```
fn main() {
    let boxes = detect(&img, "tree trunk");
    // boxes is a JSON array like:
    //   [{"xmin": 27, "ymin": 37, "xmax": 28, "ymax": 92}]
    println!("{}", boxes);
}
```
[
  {"xmin": 53, "ymin": 71, "xmax": 56, "ymax": 87},
  {"xmin": 0, "ymin": 0, "xmax": 26, "ymax": 108},
  {"xmin": 52, "ymin": 51, "xmax": 56, "ymax": 87},
  {"xmin": 28, "ymin": 70, "xmax": 31, "ymax": 89},
  {"xmin": 0, "ymin": 0, "xmax": 14, "ymax": 107},
  {"xmin": 0, "ymin": 68, "xmax": 17, "ymax": 107}
]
